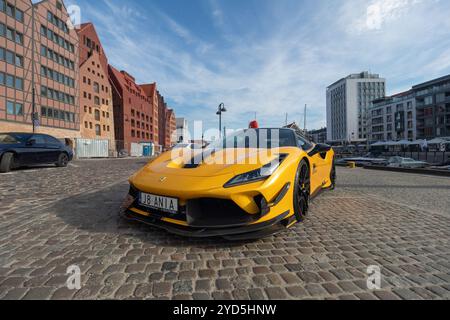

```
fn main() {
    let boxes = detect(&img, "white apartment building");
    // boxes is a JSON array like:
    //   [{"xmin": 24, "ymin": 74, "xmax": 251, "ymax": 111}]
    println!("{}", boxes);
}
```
[
  {"xmin": 175, "ymin": 117, "xmax": 189, "ymax": 143},
  {"xmin": 326, "ymin": 72, "xmax": 386, "ymax": 143},
  {"xmin": 368, "ymin": 91, "xmax": 417, "ymax": 142}
]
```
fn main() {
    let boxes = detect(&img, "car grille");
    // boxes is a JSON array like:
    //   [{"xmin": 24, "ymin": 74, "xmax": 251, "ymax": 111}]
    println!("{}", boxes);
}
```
[{"xmin": 186, "ymin": 198, "xmax": 260, "ymax": 228}]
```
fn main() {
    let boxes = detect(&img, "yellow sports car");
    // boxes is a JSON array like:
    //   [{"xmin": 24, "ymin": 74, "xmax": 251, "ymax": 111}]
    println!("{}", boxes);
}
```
[{"xmin": 121, "ymin": 128, "xmax": 335, "ymax": 240}]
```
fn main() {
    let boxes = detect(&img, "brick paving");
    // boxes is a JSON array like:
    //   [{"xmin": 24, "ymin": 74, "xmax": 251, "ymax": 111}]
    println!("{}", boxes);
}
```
[{"xmin": 0, "ymin": 159, "xmax": 449, "ymax": 300}]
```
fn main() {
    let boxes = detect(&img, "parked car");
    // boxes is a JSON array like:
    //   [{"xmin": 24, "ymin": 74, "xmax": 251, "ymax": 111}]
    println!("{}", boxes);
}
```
[
  {"xmin": 387, "ymin": 156, "xmax": 428, "ymax": 169},
  {"xmin": 336, "ymin": 154, "xmax": 386, "ymax": 167},
  {"xmin": 121, "ymin": 128, "xmax": 336, "ymax": 240},
  {"xmin": 0, "ymin": 133, "xmax": 73, "ymax": 173}
]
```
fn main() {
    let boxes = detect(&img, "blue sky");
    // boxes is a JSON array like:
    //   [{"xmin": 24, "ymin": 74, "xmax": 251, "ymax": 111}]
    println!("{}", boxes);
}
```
[{"xmin": 65, "ymin": 0, "xmax": 450, "ymax": 133}]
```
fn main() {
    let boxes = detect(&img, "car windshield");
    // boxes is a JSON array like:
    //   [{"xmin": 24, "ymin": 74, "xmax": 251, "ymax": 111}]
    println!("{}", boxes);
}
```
[{"xmin": 209, "ymin": 129, "xmax": 297, "ymax": 150}]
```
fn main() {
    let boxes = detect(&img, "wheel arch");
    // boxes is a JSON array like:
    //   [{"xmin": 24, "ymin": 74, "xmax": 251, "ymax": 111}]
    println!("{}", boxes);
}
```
[{"xmin": 0, "ymin": 150, "xmax": 18, "ymax": 161}]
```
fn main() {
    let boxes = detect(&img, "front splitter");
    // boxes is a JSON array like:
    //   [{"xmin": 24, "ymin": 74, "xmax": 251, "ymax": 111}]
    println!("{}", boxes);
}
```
[{"xmin": 122, "ymin": 209, "xmax": 291, "ymax": 241}]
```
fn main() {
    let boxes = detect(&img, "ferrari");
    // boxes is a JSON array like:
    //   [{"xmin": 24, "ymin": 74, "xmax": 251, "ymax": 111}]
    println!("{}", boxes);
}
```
[{"xmin": 121, "ymin": 128, "xmax": 335, "ymax": 240}]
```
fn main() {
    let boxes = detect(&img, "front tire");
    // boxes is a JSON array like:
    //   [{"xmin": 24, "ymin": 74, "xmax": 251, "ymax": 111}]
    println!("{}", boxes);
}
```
[
  {"xmin": 56, "ymin": 153, "xmax": 69, "ymax": 168},
  {"xmin": 293, "ymin": 159, "xmax": 310, "ymax": 222},
  {"xmin": 0, "ymin": 153, "xmax": 14, "ymax": 173}
]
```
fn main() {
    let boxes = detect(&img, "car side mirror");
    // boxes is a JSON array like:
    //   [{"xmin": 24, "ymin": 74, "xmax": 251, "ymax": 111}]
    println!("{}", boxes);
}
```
[
  {"xmin": 27, "ymin": 139, "xmax": 36, "ymax": 146},
  {"xmin": 308, "ymin": 143, "xmax": 331, "ymax": 157}
]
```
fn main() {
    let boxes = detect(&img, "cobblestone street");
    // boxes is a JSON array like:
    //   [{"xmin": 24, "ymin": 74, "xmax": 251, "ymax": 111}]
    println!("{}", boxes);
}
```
[{"xmin": 0, "ymin": 159, "xmax": 449, "ymax": 300}]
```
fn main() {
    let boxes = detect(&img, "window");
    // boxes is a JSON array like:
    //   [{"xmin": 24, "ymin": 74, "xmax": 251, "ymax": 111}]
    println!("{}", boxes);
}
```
[
  {"xmin": 94, "ymin": 96, "xmax": 100, "ymax": 105},
  {"xmin": 15, "ymin": 77, "xmax": 23, "ymax": 90},
  {"xmin": 6, "ymin": 101, "xmax": 14, "ymax": 115},
  {"xmin": 6, "ymin": 3, "xmax": 13, "ymax": 17},
  {"xmin": 94, "ymin": 109, "xmax": 100, "ymax": 121},
  {"xmin": 424, "ymin": 96, "xmax": 433, "ymax": 105},
  {"xmin": 15, "ymin": 103, "xmax": 23, "ymax": 115},
  {"xmin": 6, "ymin": 27, "xmax": 13, "ymax": 40},
  {"xmin": 6, "ymin": 74, "xmax": 14, "ymax": 87},
  {"xmin": 15, "ymin": 54, "xmax": 23, "ymax": 67},
  {"xmin": 46, "ymin": 135, "xmax": 62, "ymax": 146},
  {"xmin": 5, "ymin": 50, "xmax": 13, "ymax": 64},
  {"xmin": 93, "ymin": 82, "xmax": 99, "ymax": 93},
  {"xmin": 6, "ymin": 101, "xmax": 22, "ymax": 115},
  {"xmin": 95, "ymin": 124, "xmax": 101, "ymax": 136},
  {"xmin": 15, "ymin": 32, "xmax": 23, "ymax": 45},
  {"xmin": 41, "ymin": 106, "xmax": 47, "ymax": 117},
  {"xmin": 84, "ymin": 121, "xmax": 88, "ymax": 128}
]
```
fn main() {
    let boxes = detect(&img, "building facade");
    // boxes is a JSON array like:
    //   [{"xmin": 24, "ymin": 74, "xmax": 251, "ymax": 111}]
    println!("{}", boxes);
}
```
[
  {"xmin": 76, "ymin": 22, "xmax": 115, "ymax": 148},
  {"xmin": 108, "ymin": 65, "xmax": 156, "ymax": 152},
  {"xmin": 308, "ymin": 128, "xmax": 327, "ymax": 144},
  {"xmin": 166, "ymin": 109, "xmax": 176, "ymax": 147},
  {"xmin": 176, "ymin": 117, "xmax": 188, "ymax": 143},
  {"xmin": 157, "ymin": 91, "xmax": 176, "ymax": 150},
  {"xmin": 413, "ymin": 75, "xmax": 450, "ymax": 140},
  {"xmin": 0, "ymin": 0, "xmax": 80, "ymax": 140},
  {"xmin": 326, "ymin": 72, "xmax": 385, "ymax": 143},
  {"xmin": 140, "ymin": 82, "xmax": 159, "ymax": 144},
  {"xmin": 368, "ymin": 91, "xmax": 416, "ymax": 142},
  {"xmin": 77, "ymin": 22, "xmax": 107, "ymax": 75}
]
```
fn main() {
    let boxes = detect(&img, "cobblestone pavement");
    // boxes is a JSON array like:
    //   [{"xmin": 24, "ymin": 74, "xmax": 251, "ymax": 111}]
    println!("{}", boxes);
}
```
[{"xmin": 0, "ymin": 159, "xmax": 449, "ymax": 300}]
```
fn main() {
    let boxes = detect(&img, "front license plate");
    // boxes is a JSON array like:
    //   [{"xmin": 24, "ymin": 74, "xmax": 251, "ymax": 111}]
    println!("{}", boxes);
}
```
[{"xmin": 139, "ymin": 192, "xmax": 179, "ymax": 214}]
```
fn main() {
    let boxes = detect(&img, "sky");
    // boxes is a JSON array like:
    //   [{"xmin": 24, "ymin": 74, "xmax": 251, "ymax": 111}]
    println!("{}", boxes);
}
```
[{"xmin": 64, "ymin": 0, "xmax": 450, "ymax": 134}]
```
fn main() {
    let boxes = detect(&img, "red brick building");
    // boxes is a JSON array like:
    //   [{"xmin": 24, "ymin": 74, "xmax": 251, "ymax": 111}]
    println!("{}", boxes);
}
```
[
  {"xmin": 165, "ymin": 108, "xmax": 176, "ymax": 148},
  {"xmin": 108, "ymin": 65, "xmax": 157, "ymax": 152},
  {"xmin": 0, "ymin": 0, "xmax": 80, "ymax": 139},
  {"xmin": 141, "ymin": 82, "xmax": 159, "ymax": 144},
  {"xmin": 76, "ymin": 22, "xmax": 107, "ymax": 74},
  {"xmin": 76, "ymin": 23, "xmax": 115, "ymax": 148},
  {"xmin": 157, "ymin": 91, "xmax": 176, "ymax": 150}
]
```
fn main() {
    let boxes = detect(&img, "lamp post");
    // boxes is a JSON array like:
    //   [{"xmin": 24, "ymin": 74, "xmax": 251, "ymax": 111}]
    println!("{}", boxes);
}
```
[{"xmin": 216, "ymin": 103, "xmax": 227, "ymax": 138}]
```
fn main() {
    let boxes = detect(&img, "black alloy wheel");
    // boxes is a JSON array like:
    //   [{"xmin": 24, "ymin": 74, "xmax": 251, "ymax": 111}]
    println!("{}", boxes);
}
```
[
  {"xmin": 57, "ymin": 153, "xmax": 69, "ymax": 167},
  {"xmin": 293, "ymin": 159, "xmax": 311, "ymax": 222}
]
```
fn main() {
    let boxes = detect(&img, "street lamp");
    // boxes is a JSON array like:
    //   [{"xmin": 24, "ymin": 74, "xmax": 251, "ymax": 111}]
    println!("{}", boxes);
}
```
[{"xmin": 216, "ymin": 103, "xmax": 227, "ymax": 138}]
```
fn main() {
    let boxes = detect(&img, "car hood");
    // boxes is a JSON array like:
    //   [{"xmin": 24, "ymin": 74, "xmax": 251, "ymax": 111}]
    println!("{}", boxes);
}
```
[{"xmin": 135, "ymin": 147, "xmax": 294, "ymax": 178}]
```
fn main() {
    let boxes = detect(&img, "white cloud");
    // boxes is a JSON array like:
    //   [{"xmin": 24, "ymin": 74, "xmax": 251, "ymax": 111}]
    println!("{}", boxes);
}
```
[
  {"xmin": 350, "ymin": 0, "xmax": 437, "ymax": 33},
  {"xmin": 76, "ymin": 0, "xmax": 450, "ymax": 131}
]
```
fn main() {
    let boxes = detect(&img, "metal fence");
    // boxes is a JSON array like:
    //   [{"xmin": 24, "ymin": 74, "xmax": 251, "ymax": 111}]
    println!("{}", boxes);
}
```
[
  {"xmin": 379, "ymin": 151, "xmax": 450, "ymax": 164},
  {"xmin": 74, "ymin": 139, "xmax": 163, "ymax": 159},
  {"xmin": 335, "ymin": 149, "xmax": 450, "ymax": 165},
  {"xmin": 75, "ymin": 139, "xmax": 110, "ymax": 159}
]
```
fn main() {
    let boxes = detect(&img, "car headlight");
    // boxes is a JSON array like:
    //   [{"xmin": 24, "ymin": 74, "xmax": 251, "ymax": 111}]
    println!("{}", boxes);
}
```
[{"xmin": 224, "ymin": 154, "xmax": 288, "ymax": 188}]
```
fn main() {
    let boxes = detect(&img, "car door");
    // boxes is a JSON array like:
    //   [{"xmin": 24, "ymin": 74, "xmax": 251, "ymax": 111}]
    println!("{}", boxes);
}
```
[
  {"xmin": 44, "ymin": 135, "xmax": 63, "ymax": 163},
  {"xmin": 28, "ymin": 135, "xmax": 48, "ymax": 164},
  {"xmin": 297, "ymin": 134, "xmax": 328, "ymax": 191},
  {"xmin": 6, "ymin": 134, "xmax": 32, "ymax": 166}
]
